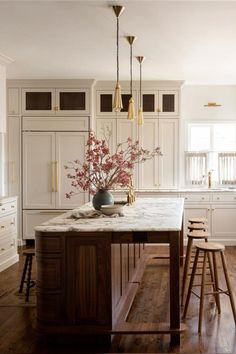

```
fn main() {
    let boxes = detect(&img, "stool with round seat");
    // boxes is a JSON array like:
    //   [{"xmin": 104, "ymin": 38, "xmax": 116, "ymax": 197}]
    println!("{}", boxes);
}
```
[
  {"xmin": 19, "ymin": 249, "xmax": 35, "ymax": 302},
  {"xmin": 183, "ymin": 242, "xmax": 236, "ymax": 334},
  {"xmin": 181, "ymin": 230, "xmax": 210, "ymax": 306}
]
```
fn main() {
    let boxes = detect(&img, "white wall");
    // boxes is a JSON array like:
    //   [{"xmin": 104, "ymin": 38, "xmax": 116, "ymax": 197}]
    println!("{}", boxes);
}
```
[{"xmin": 0, "ymin": 64, "xmax": 6, "ymax": 133}]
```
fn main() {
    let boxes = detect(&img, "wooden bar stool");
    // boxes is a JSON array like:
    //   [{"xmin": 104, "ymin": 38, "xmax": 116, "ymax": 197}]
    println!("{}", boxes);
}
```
[
  {"xmin": 183, "ymin": 242, "xmax": 236, "ymax": 334},
  {"xmin": 19, "ymin": 249, "xmax": 35, "ymax": 302},
  {"xmin": 181, "ymin": 230, "xmax": 210, "ymax": 306}
]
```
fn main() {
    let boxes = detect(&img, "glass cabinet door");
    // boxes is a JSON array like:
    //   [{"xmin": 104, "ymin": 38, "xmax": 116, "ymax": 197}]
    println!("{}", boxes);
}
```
[
  {"xmin": 96, "ymin": 90, "xmax": 136, "ymax": 117},
  {"xmin": 56, "ymin": 89, "xmax": 89, "ymax": 115},
  {"xmin": 142, "ymin": 92, "xmax": 158, "ymax": 116},
  {"xmin": 158, "ymin": 90, "xmax": 179, "ymax": 116},
  {"xmin": 22, "ymin": 88, "xmax": 55, "ymax": 115}
]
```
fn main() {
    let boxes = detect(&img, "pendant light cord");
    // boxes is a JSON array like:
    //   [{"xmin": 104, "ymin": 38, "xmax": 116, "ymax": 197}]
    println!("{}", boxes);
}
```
[
  {"xmin": 130, "ymin": 43, "xmax": 133, "ymax": 96},
  {"xmin": 139, "ymin": 61, "xmax": 142, "ymax": 107},
  {"xmin": 116, "ymin": 17, "xmax": 119, "ymax": 83}
]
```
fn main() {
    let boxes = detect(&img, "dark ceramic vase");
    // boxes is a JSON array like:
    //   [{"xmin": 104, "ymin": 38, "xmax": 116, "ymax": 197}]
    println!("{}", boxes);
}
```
[{"xmin": 92, "ymin": 189, "xmax": 114, "ymax": 210}]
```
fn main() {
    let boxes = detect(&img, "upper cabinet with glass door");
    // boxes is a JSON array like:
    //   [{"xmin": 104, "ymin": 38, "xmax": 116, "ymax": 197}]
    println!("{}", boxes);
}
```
[
  {"xmin": 22, "ymin": 88, "xmax": 90, "ymax": 115},
  {"xmin": 96, "ymin": 90, "xmax": 137, "ymax": 117},
  {"xmin": 142, "ymin": 90, "xmax": 179, "ymax": 117}
]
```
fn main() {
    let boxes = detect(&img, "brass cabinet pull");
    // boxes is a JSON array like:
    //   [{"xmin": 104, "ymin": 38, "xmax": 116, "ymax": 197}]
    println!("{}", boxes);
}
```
[
  {"xmin": 1, "ymin": 225, "xmax": 5, "ymax": 229},
  {"xmin": 1, "ymin": 248, "xmax": 5, "ymax": 251},
  {"xmin": 51, "ymin": 161, "xmax": 55, "ymax": 192},
  {"xmin": 55, "ymin": 161, "xmax": 59, "ymax": 192}
]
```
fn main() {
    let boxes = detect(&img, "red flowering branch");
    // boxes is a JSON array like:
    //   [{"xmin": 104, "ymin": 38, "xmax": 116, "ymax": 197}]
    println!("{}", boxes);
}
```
[{"xmin": 65, "ymin": 133, "xmax": 162, "ymax": 198}]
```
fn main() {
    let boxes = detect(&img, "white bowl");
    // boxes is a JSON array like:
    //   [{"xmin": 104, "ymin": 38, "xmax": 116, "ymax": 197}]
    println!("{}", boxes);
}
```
[{"xmin": 101, "ymin": 204, "xmax": 123, "ymax": 216}]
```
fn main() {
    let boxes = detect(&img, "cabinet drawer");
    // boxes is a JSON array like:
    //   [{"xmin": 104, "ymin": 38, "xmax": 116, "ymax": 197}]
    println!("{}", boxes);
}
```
[
  {"xmin": 212, "ymin": 194, "xmax": 236, "ymax": 202},
  {"xmin": 0, "ymin": 201, "xmax": 17, "ymax": 216},
  {"xmin": 180, "ymin": 193, "xmax": 210, "ymax": 202},
  {"xmin": 0, "ymin": 214, "xmax": 17, "ymax": 237},
  {"xmin": 0, "ymin": 234, "xmax": 17, "ymax": 254}
]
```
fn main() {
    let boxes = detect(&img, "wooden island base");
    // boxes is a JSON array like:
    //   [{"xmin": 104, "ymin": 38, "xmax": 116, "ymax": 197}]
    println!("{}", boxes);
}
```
[{"xmin": 36, "ymin": 229, "xmax": 185, "ymax": 346}]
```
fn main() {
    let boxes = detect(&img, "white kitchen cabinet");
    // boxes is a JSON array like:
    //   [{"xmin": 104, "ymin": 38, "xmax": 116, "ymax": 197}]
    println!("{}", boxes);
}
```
[
  {"xmin": 211, "ymin": 205, "xmax": 236, "ymax": 242},
  {"xmin": 8, "ymin": 116, "xmax": 21, "ymax": 198},
  {"xmin": 8, "ymin": 88, "xmax": 20, "ymax": 115},
  {"xmin": 0, "ymin": 65, "xmax": 6, "ymax": 132},
  {"xmin": 22, "ymin": 88, "xmax": 89, "ymax": 115},
  {"xmin": 141, "ymin": 90, "xmax": 179, "ymax": 117},
  {"xmin": 138, "ymin": 118, "xmax": 178, "ymax": 189},
  {"xmin": 0, "ymin": 197, "xmax": 18, "ymax": 272},
  {"xmin": 158, "ymin": 119, "xmax": 178, "ymax": 189},
  {"xmin": 23, "ymin": 131, "xmax": 88, "ymax": 210},
  {"xmin": 96, "ymin": 90, "xmax": 137, "ymax": 117},
  {"xmin": 138, "ymin": 119, "xmax": 159, "ymax": 189}
]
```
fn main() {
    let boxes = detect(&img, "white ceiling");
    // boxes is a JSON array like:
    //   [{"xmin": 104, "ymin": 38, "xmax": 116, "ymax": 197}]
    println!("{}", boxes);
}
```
[{"xmin": 1, "ymin": 1, "xmax": 236, "ymax": 83}]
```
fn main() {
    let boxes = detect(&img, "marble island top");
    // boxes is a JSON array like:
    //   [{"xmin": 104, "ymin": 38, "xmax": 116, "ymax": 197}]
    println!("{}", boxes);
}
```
[{"xmin": 35, "ymin": 197, "xmax": 184, "ymax": 233}]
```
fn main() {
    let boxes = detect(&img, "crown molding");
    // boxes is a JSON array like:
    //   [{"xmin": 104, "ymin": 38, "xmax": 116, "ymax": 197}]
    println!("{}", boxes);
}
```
[{"xmin": 0, "ymin": 53, "xmax": 14, "ymax": 65}]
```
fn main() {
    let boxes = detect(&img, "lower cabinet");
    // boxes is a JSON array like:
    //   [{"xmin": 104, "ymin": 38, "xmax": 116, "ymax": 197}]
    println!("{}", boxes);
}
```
[
  {"xmin": 0, "ymin": 197, "xmax": 19, "ymax": 272},
  {"xmin": 211, "ymin": 204, "xmax": 236, "ymax": 243}
]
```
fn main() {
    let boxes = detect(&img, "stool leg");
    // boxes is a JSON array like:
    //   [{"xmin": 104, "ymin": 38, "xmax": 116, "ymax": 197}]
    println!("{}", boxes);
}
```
[
  {"xmin": 212, "ymin": 252, "xmax": 221, "ymax": 314},
  {"xmin": 26, "ymin": 255, "xmax": 33, "ymax": 302},
  {"xmin": 183, "ymin": 248, "xmax": 199, "ymax": 318},
  {"xmin": 220, "ymin": 251, "xmax": 236, "ymax": 324},
  {"xmin": 19, "ymin": 255, "xmax": 29, "ymax": 293},
  {"xmin": 181, "ymin": 237, "xmax": 193, "ymax": 306},
  {"xmin": 198, "ymin": 251, "xmax": 207, "ymax": 334}
]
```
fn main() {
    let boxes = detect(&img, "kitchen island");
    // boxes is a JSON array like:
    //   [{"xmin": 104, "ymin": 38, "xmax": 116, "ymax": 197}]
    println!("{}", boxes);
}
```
[{"xmin": 35, "ymin": 198, "xmax": 185, "ymax": 345}]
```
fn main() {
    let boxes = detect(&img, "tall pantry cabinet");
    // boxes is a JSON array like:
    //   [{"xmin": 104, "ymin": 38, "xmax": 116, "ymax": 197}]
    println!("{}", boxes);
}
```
[
  {"xmin": 7, "ymin": 80, "xmax": 94, "ymax": 242},
  {"xmin": 95, "ymin": 81, "xmax": 182, "ymax": 190}
]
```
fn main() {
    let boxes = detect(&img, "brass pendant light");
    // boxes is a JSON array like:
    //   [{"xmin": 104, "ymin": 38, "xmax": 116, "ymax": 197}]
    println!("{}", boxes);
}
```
[
  {"xmin": 136, "ymin": 56, "xmax": 145, "ymax": 126},
  {"xmin": 126, "ymin": 36, "xmax": 137, "ymax": 120},
  {"xmin": 112, "ymin": 5, "xmax": 125, "ymax": 113}
]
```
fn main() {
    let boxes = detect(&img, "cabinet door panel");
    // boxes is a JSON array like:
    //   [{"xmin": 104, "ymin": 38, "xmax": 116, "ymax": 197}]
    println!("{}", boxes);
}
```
[
  {"xmin": 23, "ymin": 132, "xmax": 55, "ymax": 209},
  {"xmin": 8, "ymin": 116, "xmax": 20, "ymax": 198},
  {"xmin": 212, "ymin": 205, "xmax": 236, "ymax": 241},
  {"xmin": 66, "ymin": 234, "xmax": 112, "ymax": 327},
  {"xmin": 22, "ymin": 89, "xmax": 55, "ymax": 115},
  {"xmin": 55, "ymin": 132, "xmax": 88, "ymax": 209},
  {"xmin": 56, "ymin": 89, "xmax": 89, "ymax": 115},
  {"xmin": 138, "ymin": 120, "xmax": 158, "ymax": 189},
  {"xmin": 158, "ymin": 119, "xmax": 178, "ymax": 189},
  {"xmin": 158, "ymin": 90, "xmax": 178, "ymax": 116},
  {"xmin": 8, "ymin": 88, "xmax": 20, "ymax": 115},
  {"xmin": 142, "ymin": 91, "xmax": 158, "ymax": 116}
]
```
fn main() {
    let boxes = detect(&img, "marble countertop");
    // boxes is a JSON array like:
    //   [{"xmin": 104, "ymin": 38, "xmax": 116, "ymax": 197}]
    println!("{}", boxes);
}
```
[
  {"xmin": 113, "ymin": 188, "xmax": 236, "ymax": 193},
  {"xmin": 35, "ymin": 197, "xmax": 184, "ymax": 233}
]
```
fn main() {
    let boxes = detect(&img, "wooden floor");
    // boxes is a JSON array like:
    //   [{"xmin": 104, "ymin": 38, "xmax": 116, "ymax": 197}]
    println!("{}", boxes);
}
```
[{"xmin": 1, "ymin": 246, "xmax": 236, "ymax": 353}]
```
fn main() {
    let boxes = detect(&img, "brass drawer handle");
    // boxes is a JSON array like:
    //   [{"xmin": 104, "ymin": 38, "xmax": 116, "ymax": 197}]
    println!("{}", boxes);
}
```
[
  {"xmin": 10, "ymin": 222, "xmax": 15, "ymax": 225},
  {"xmin": 1, "ymin": 225, "xmax": 5, "ymax": 229},
  {"xmin": 1, "ymin": 208, "xmax": 5, "ymax": 211},
  {"xmin": 11, "ymin": 205, "xmax": 15, "ymax": 208},
  {"xmin": 1, "ymin": 248, "xmax": 5, "ymax": 251}
]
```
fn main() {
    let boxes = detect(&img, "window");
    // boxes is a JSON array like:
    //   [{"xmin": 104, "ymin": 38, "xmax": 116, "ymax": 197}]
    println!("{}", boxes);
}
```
[{"xmin": 186, "ymin": 123, "xmax": 236, "ymax": 186}]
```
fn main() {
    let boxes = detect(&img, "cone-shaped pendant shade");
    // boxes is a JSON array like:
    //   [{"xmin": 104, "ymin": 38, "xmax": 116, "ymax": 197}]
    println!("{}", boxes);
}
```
[
  {"xmin": 128, "ymin": 97, "xmax": 135, "ymax": 120},
  {"xmin": 113, "ymin": 82, "xmax": 123, "ymax": 112},
  {"xmin": 138, "ymin": 107, "xmax": 144, "ymax": 126}
]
